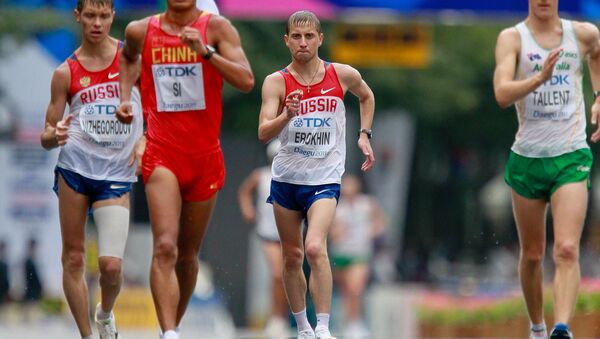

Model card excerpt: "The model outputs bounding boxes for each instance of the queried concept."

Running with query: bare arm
[335,63,375,171]
[493,28,561,108]
[238,169,261,224]
[257,73,302,143]
[183,15,254,92]
[40,63,71,150]
[574,22,600,142]
[117,18,147,124]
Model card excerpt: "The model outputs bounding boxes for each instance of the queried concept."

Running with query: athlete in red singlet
[116,0,254,337]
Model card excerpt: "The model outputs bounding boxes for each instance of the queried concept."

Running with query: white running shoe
[94,303,121,339]
[298,329,316,339]
[530,328,548,339]
[315,327,337,339]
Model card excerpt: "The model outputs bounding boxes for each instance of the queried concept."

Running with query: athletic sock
[95,303,111,321]
[292,308,312,332]
[163,330,179,339]
[315,313,330,332]
[531,321,546,330]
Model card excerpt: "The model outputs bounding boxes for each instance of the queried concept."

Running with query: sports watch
[203,45,216,60]
[359,128,372,139]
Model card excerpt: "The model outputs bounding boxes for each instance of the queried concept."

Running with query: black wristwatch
[359,128,372,139]
[203,45,216,60]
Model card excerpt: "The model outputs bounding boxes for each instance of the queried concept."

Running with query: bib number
[79,100,136,149]
[152,62,206,112]
[287,115,336,158]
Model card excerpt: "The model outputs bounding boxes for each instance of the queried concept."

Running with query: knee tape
[93,205,130,259]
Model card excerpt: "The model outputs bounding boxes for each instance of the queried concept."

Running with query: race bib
[526,74,575,121]
[287,114,336,158]
[152,62,206,112]
[79,99,136,149]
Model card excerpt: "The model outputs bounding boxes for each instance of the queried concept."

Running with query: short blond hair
[77,0,113,12]
[286,10,321,34]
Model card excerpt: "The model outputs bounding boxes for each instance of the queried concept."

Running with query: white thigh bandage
[93,206,130,259]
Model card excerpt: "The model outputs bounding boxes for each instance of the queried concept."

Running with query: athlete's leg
[273,202,305,312]
[92,195,130,315]
[146,167,182,332]
[339,263,369,323]
[550,181,587,324]
[512,190,547,326]
[57,175,92,337]
[263,240,288,320]
[174,195,217,325]
[304,198,337,314]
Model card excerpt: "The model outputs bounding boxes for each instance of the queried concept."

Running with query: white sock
[83,336,93,339]
[95,303,111,321]
[531,321,547,338]
[292,308,312,332]
[531,321,546,332]
[315,313,330,331]
[163,330,179,339]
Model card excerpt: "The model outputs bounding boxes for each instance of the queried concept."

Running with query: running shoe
[298,329,316,339]
[550,323,572,339]
[530,327,548,339]
[315,327,337,339]
[94,303,121,339]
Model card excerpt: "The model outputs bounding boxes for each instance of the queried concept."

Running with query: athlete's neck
[78,37,117,68]
[164,8,201,28]
[290,57,322,81]
[525,15,561,34]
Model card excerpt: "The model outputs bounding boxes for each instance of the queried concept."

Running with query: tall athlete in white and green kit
[494,1,600,338]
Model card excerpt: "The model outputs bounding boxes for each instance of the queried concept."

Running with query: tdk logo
[84,104,117,115]
[293,117,332,128]
[302,117,332,127]
[156,66,197,77]
[293,118,303,127]
[545,74,569,86]
[527,53,542,61]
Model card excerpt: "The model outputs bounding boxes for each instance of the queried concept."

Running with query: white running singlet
[512,19,588,157]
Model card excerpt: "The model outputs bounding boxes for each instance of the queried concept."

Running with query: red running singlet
[140,12,224,154]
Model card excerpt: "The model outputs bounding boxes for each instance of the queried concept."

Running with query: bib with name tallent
[512,19,588,158]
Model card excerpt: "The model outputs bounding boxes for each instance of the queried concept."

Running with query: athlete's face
[529,0,558,20]
[75,3,114,44]
[167,0,196,13]
[285,24,323,63]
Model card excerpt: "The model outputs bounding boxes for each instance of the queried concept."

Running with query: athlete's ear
[284,34,289,47]
[319,32,324,47]
[74,9,81,23]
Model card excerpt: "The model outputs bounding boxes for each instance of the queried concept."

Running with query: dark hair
[76,0,113,12]
[286,10,321,35]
